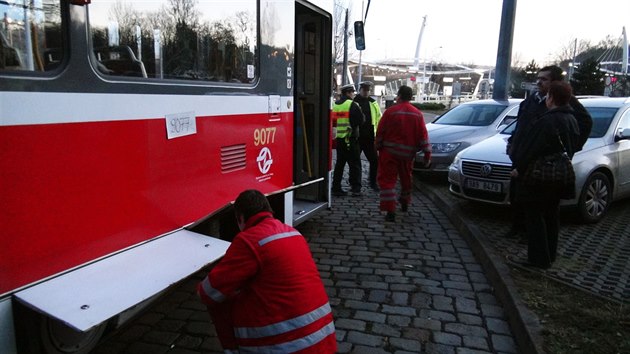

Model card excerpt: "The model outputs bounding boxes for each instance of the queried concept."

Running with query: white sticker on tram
[0,92,293,126]
[166,111,197,139]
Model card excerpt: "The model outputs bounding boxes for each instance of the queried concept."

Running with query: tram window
[88,1,257,83]
[0,1,64,72]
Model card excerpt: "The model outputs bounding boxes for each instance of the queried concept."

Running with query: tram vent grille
[221,144,246,173]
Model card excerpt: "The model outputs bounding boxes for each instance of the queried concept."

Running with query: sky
[327,0,630,67]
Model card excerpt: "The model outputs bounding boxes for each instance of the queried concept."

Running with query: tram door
[292,2,332,221]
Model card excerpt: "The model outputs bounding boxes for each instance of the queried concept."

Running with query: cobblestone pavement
[419,176,630,304]
[300,187,518,353]
[94,163,522,353]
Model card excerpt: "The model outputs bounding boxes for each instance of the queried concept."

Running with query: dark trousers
[509,177,527,232]
[523,197,560,268]
[359,138,378,185]
[333,138,361,192]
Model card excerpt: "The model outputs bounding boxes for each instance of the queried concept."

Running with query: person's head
[396,85,413,102]
[358,81,373,97]
[340,84,356,99]
[546,81,573,109]
[537,65,565,94]
[233,189,273,230]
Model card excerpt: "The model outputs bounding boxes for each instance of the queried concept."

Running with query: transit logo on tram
[257,147,273,174]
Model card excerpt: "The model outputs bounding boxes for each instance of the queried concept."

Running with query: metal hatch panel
[15,230,230,332]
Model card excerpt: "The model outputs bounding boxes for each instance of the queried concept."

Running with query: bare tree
[168,0,200,27]
[333,0,354,64]
[107,1,141,46]
[511,51,524,69]
[554,38,591,63]
[233,11,255,50]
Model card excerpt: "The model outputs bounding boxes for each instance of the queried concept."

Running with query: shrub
[411,102,446,111]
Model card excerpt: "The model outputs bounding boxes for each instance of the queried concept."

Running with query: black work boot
[385,212,395,222]
[398,198,408,212]
[332,189,348,196]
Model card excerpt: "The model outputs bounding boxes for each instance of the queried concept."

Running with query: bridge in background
[338,26,629,102]
[340,59,494,104]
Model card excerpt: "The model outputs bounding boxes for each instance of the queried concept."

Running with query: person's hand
[510,168,519,178]
[421,151,432,168]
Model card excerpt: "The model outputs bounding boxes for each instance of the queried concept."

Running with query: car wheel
[577,171,611,224]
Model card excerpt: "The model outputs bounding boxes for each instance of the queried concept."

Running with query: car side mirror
[614,128,630,142]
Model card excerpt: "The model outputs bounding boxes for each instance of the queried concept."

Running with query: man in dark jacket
[352,81,382,191]
[505,65,592,239]
[332,84,364,196]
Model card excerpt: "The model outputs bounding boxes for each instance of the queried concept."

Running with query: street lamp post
[568,38,577,82]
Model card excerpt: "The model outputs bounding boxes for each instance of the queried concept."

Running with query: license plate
[465,178,502,193]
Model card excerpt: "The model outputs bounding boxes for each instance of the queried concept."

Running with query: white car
[448,97,630,223]
[414,99,522,172]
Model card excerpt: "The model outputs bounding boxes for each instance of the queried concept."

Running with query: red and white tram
[0,0,333,352]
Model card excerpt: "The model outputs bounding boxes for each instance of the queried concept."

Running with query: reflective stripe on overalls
[383,141,417,159]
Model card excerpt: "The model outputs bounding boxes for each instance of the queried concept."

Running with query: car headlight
[451,152,462,167]
[431,142,462,153]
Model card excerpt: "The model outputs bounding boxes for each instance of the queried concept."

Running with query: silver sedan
[448,97,630,223]
[414,99,522,173]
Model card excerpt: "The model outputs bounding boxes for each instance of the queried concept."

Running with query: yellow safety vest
[332,99,353,139]
[368,100,382,135]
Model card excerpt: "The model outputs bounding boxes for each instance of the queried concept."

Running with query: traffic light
[354,21,365,50]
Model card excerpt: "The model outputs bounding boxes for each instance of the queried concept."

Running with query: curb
[416,180,546,354]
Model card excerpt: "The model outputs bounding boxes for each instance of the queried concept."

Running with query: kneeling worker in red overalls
[197,189,337,353]
[375,85,431,222]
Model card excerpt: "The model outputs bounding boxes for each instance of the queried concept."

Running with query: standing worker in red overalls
[375,85,431,222]
[197,190,337,353]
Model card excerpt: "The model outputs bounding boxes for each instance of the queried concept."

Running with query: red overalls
[197,212,337,353]
[375,101,431,212]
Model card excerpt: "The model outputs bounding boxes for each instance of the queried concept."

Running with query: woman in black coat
[509,81,580,269]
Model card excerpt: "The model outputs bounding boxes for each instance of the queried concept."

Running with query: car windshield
[499,106,618,138]
[433,104,508,126]
[500,120,517,134]
[584,107,617,138]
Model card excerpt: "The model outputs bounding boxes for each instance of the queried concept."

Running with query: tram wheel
[14,302,108,354]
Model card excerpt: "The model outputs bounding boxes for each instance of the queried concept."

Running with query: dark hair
[397,85,413,101]
[548,81,572,106]
[234,189,273,222]
[539,65,564,81]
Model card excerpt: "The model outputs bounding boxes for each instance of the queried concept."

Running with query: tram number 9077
[254,127,276,146]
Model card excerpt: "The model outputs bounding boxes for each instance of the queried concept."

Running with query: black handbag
[523,135,576,196]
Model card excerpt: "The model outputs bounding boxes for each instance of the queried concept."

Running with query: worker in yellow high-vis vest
[331,84,363,196]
